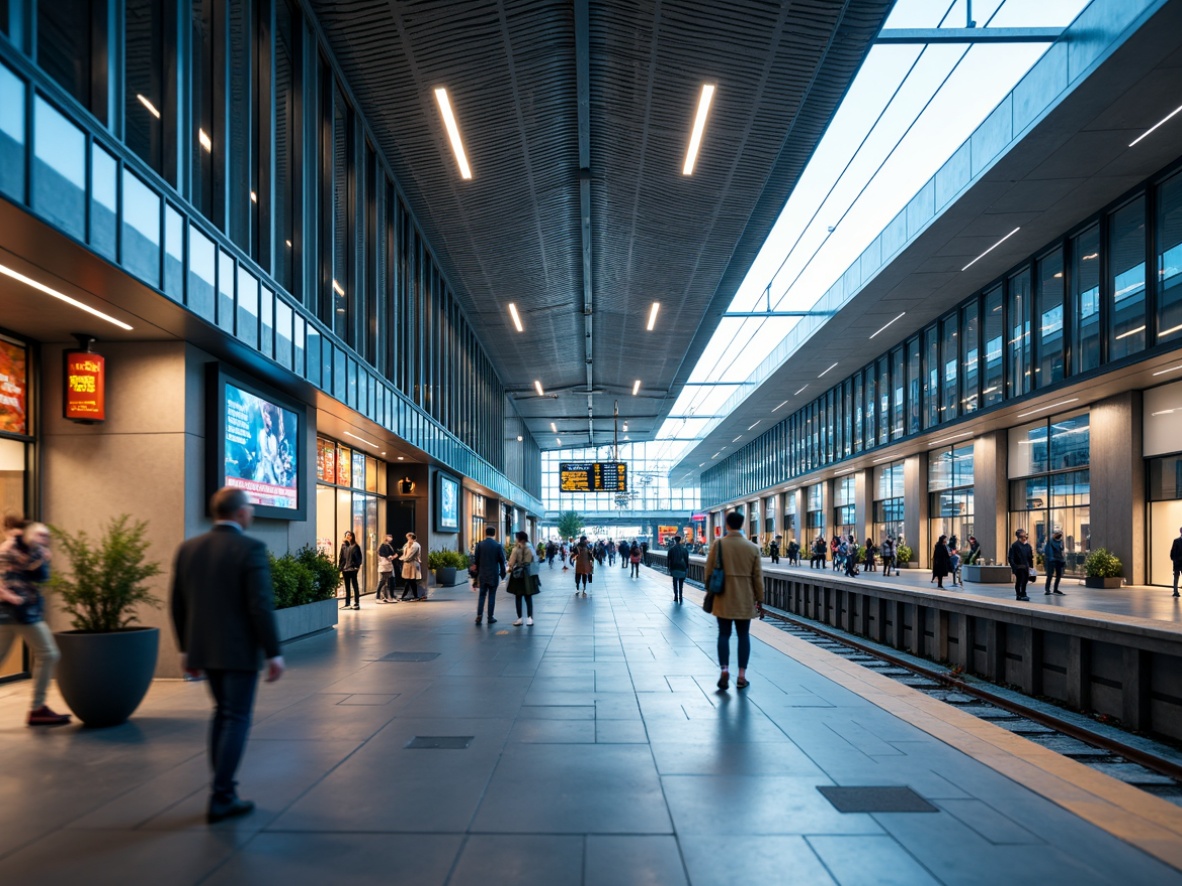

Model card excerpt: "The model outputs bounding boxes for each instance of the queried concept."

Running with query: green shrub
[895,543,913,565]
[428,548,469,570]
[1084,548,1122,579]
[296,545,340,602]
[269,552,302,610]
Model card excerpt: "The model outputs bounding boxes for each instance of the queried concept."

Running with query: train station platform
[3,561,1182,885]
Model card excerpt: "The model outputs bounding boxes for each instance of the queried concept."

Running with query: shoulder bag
[707,539,726,596]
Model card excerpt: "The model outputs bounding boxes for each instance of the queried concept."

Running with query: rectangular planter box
[962,564,1013,583]
[275,598,338,644]
[1084,576,1123,589]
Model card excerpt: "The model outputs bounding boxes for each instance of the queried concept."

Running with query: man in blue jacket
[170,486,284,824]
[474,525,507,625]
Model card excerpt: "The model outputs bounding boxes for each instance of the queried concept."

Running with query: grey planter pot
[962,564,1013,583]
[434,566,459,587]
[274,598,339,644]
[1084,576,1122,589]
[54,626,159,728]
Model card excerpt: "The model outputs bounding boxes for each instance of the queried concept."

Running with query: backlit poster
[224,382,299,509]
[0,339,28,435]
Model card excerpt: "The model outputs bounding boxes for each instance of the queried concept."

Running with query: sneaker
[1052,590,1066,595]
[352,604,360,610]
[27,705,71,727]
[207,797,255,824]
[488,618,497,624]
[513,618,523,626]
[1045,590,1052,595]
[1017,594,1031,601]
[526,617,533,626]
[340,603,351,609]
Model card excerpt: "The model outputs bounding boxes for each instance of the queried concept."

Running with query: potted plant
[49,515,163,727]
[895,543,914,568]
[428,549,468,587]
[269,546,340,642]
[1084,548,1123,589]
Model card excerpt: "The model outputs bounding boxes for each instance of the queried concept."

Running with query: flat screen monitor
[435,471,460,533]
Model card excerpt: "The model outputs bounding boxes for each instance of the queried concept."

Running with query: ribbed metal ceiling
[308,0,893,450]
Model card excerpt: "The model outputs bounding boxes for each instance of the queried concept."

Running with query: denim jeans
[1047,562,1064,592]
[0,620,60,709]
[205,669,259,804]
[716,618,751,669]
[342,570,360,605]
[477,582,497,619]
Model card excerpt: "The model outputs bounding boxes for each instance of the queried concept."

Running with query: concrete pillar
[973,429,1008,566]
[1091,392,1144,584]
[903,454,926,566]
[855,468,871,541]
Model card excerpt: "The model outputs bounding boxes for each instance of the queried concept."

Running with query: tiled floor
[2,560,1182,884]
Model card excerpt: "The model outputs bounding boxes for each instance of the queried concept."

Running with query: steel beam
[876,27,1062,44]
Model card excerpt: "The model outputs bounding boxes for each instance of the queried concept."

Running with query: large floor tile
[448,835,583,886]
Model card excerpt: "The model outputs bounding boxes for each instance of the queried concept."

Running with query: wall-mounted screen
[559,462,628,492]
[207,363,306,520]
[435,471,460,533]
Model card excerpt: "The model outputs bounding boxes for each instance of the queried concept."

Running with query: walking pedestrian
[170,487,285,824]
[1008,528,1035,601]
[880,537,895,576]
[338,530,363,609]
[931,535,951,589]
[399,532,423,600]
[703,511,764,691]
[864,538,876,573]
[1171,527,1182,597]
[473,526,506,625]
[629,542,642,578]
[607,539,617,566]
[507,531,539,625]
[811,536,827,569]
[573,535,594,596]
[375,533,397,602]
[0,518,71,727]
[1044,530,1067,596]
[769,535,781,564]
[619,540,631,569]
[667,535,690,603]
[786,538,800,566]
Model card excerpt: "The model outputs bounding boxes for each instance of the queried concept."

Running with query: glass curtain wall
[540,443,700,516]
[873,461,905,546]
[928,444,974,549]
[805,483,825,545]
[833,475,856,541]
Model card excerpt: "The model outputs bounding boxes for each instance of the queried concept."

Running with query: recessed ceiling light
[869,312,906,340]
[647,302,660,331]
[928,432,974,446]
[285,239,292,248]
[250,191,258,203]
[508,303,524,332]
[534,380,545,396]
[835,467,854,476]
[550,422,557,433]
[1129,104,1182,147]
[1153,363,1182,377]
[434,87,472,180]
[623,423,628,432]
[198,128,212,152]
[818,362,838,378]
[1016,398,1080,419]
[0,262,132,330]
[556,437,562,445]
[397,456,405,461]
[682,83,716,175]
[136,94,161,119]
[772,400,789,412]
[516,435,523,442]
[632,380,641,395]
[872,454,895,463]
[962,227,1020,272]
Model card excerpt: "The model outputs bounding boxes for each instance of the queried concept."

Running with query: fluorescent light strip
[772,400,789,412]
[136,94,161,119]
[869,311,906,340]
[647,302,660,331]
[1159,323,1182,338]
[344,431,378,448]
[872,454,896,463]
[433,88,473,180]
[928,431,973,447]
[834,467,855,476]
[632,380,641,395]
[794,385,808,396]
[1114,325,1145,341]
[818,362,838,378]
[1016,398,1079,419]
[0,263,133,330]
[682,83,716,175]
[962,227,1021,272]
[1152,363,1182,377]
[550,422,557,433]
[747,421,760,431]
[508,302,524,332]
[733,436,742,443]
[534,380,545,396]
[198,128,212,152]
[556,437,561,445]
[332,279,345,296]
[1129,104,1182,147]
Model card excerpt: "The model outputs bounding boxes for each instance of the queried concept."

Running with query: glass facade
[315,437,386,594]
[928,444,974,549]
[541,443,700,517]
[873,461,904,545]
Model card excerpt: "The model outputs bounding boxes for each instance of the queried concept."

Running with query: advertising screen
[223,381,300,511]
[0,338,28,435]
[436,472,460,533]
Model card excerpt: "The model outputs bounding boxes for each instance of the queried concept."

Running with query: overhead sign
[0,338,28,434]
[64,351,106,422]
[559,461,628,493]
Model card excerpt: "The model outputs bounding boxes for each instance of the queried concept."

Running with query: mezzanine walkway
[3,559,1182,885]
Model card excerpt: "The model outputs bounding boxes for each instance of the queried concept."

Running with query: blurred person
[1045,530,1067,596]
[667,535,690,604]
[473,526,506,625]
[375,533,397,603]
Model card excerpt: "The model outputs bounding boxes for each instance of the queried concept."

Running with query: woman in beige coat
[703,511,764,690]
[506,531,539,625]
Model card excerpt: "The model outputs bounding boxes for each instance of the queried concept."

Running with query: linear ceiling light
[682,83,716,175]
[772,400,789,412]
[872,454,896,463]
[344,431,378,448]
[332,279,345,296]
[732,436,742,443]
[869,311,906,340]
[508,303,524,332]
[198,128,212,152]
[1016,398,1079,419]
[962,227,1020,272]
[550,422,558,433]
[0,262,132,330]
[818,362,838,378]
[534,380,545,396]
[928,431,974,447]
[1129,104,1182,147]
[747,420,760,431]
[136,94,161,119]
[794,385,808,396]
[1153,363,1182,377]
[434,88,472,180]
[632,380,641,395]
[834,467,855,476]
[646,302,661,331]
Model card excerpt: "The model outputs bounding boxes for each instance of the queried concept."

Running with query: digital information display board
[559,462,628,493]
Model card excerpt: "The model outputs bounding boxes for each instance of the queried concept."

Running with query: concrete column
[1090,392,1144,584]
[973,429,1008,566]
[903,454,926,566]
[855,468,871,541]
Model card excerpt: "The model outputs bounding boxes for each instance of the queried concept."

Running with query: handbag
[707,539,726,596]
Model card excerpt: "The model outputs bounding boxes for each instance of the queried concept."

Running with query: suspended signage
[0,338,28,434]
[63,351,106,422]
[559,461,628,492]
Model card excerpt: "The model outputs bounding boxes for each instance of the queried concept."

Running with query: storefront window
[315,436,386,594]
[0,334,31,682]
[1148,455,1182,586]
[983,286,1003,408]
[961,302,979,413]
[1008,269,1032,398]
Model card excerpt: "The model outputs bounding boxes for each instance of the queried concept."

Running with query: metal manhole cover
[406,736,473,750]
[377,652,441,662]
[817,786,937,813]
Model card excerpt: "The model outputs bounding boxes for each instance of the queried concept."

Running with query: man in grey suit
[473,525,507,625]
[170,486,285,824]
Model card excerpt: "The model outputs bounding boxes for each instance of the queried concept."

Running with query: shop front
[0,331,32,682]
[315,436,388,596]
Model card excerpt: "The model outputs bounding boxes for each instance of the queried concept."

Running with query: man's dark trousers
[478,582,497,621]
[206,669,259,804]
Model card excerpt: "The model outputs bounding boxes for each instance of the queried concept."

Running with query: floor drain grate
[817,786,937,813]
[377,652,441,662]
[406,736,474,750]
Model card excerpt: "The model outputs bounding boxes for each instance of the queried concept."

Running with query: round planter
[1084,576,1123,589]
[54,626,159,727]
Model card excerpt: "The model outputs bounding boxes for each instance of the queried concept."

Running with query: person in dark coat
[619,540,631,569]
[931,535,952,589]
[1044,530,1067,596]
[338,530,363,609]
[1170,527,1182,597]
[375,533,398,602]
[170,486,284,824]
[1008,528,1035,601]
[667,535,691,603]
[811,536,827,569]
[769,536,781,564]
[473,525,507,625]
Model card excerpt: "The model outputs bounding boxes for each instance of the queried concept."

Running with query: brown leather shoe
[27,705,71,727]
